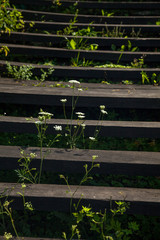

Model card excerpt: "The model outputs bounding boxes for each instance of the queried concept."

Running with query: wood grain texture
[1,182,160,215]
[15,8,160,24]
[1,43,160,63]
[0,116,160,138]
[1,145,160,176]
[1,78,160,109]
[2,32,160,48]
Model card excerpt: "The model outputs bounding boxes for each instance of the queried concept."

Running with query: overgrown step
[1,78,160,109]
[24,21,160,35]
[1,182,160,215]
[1,60,159,81]
[2,43,160,63]
[1,145,160,176]
[2,32,160,48]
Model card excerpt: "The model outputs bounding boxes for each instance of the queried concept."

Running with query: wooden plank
[24,21,160,34]
[10,0,160,10]
[1,60,160,81]
[14,8,160,24]
[0,116,160,138]
[0,238,62,240]
[1,77,160,90]
[0,79,160,109]
[1,182,160,215]
[2,43,160,63]
[2,32,160,48]
[1,145,160,176]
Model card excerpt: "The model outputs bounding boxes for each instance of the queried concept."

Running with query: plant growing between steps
[0,0,24,34]
[6,62,54,86]
[16,109,61,184]
[140,71,160,85]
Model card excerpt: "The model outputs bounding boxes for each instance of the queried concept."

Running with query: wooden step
[0,116,160,138]
[2,32,160,48]
[1,145,160,176]
[10,0,160,10]
[2,43,160,63]
[24,21,160,35]
[0,78,160,109]
[1,182,160,215]
[1,60,159,81]
[15,8,160,24]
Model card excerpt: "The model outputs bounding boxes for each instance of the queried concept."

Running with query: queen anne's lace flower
[60,99,67,103]
[89,137,96,141]
[101,110,108,115]
[75,112,85,115]
[69,80,80,84]
[54,125,62,131]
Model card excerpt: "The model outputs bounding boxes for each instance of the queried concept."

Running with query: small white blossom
[54,125,62,131]
[30,153,37,158]
[38,111,53,117]
[81,123,86,128]
[78,115,85,119]
[78,88,83,92]
[89,137,96,141]
[100,105,105,110]
[69,80,80,84]
[35,121,43,125]
[75,112,85,115]
[101,110,108,115]
[60,99,67,103]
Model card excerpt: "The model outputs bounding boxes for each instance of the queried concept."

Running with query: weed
[95,63,131,68]
[140,71,160,85]
[101,9,114,17]
[57,9,78,35]
[6,62,54,86]
[0,0,24,34]
[122,80,133,85]
[131,56,145,68]
[0,45,9,56]
[65,37,98,51]
[20,109,62,184]
[104,26,126,38]
[6,63,34,80]
[63,200,139,240]
[70,52,94,67]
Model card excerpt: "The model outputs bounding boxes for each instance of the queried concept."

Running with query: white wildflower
[38,111,53,117]
[30,153,37,158]
[78,88,83,92]
[101,110,108,115]
[81,123,86,128]
[54,125,62,131]
[35,121,43,125]
[89,137,96,141]
[78,115,85,119]
[69,80,80,84]
[60,99,67,103]
[75,112,85,115]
